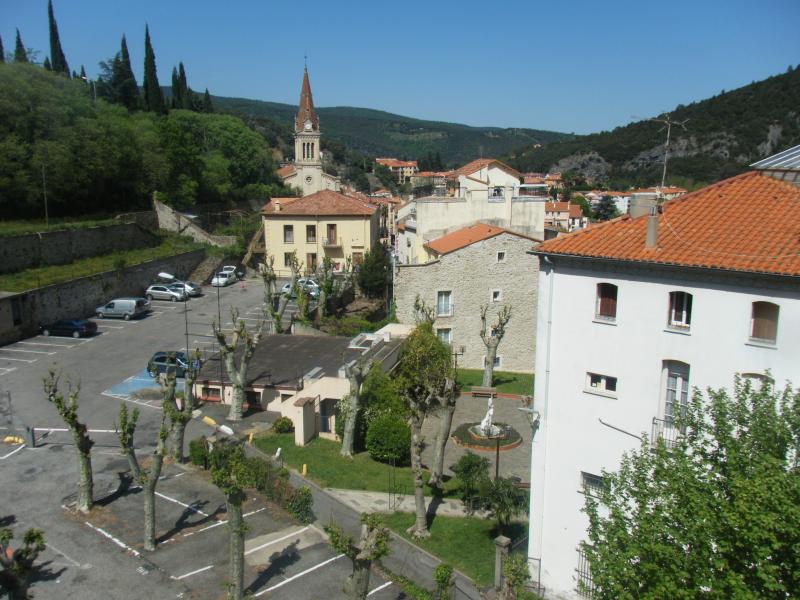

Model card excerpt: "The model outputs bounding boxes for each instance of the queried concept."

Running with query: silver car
[211,271,236,287]
[145,284,186,302]
[169,281,201,297]
[96,297,150,320]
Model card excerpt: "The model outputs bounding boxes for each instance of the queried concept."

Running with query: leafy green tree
[0,527,46,600]
[325,514,390,600]
[482,477,527,535]
[47,0,69,76]
[502,553,532,600]
[357,241,390,299]
[593,195,619,221]
[451,451,490,511]
[142,25,165,114]
[14,29,27,63]
[583,378,800,599]
[571,194,592,217]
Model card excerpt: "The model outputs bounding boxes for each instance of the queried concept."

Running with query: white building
[527,166,800,598]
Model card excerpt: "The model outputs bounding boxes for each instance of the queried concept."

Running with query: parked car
[280,278,320,298]
[95,297,150,320]
[211,271,236,287]
[221,265,245,280]
[147,351,190,378]
[145,284,187,302]
[40,319,98,338]
[168,281,202,297]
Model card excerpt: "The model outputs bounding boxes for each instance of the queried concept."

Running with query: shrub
[244,456,271,492]
[287,486,314,524]
[188,437,208,468]
[451,451,490,506]
[433,563,454,600]
[366,413,411,465]
[272,416,295,433]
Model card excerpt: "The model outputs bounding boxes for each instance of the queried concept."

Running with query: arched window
[667,291,692,330]
[595,283,618,321]
[750,301,779,343]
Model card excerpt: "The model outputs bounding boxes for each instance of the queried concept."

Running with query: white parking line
[0,356,36,363]
[245,526,310,556]
[171,565,213,580]
[182,508,266,538]
[18,341,78,348]
[368,581,393,596]
[101,392,162,410]
[154,491,210,516]
[254,554,345,596]
[0,444,26,460]
[0,367,17,375]
[0,348,56,355]
[95,324,124,329]
[83,521,140,557]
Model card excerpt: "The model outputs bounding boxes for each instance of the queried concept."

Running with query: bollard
[248,432,254,444]
[494,535,511,590]
[302,464,307,477]
[202,416,217,427]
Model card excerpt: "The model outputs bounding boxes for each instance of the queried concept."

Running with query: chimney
[274,201,281,212]
[645,206,659,248]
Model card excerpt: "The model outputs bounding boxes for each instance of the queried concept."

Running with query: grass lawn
[0,235,202,292]
[0,217,120,236]
[253,433,459,497]
[382,512,527,587]
[457,369,533,395]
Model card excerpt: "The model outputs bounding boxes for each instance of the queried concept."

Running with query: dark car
[147,351,190,378]
[40,319,98,338]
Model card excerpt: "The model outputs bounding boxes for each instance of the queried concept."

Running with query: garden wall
[0,223,160,274]
[154,199,237,248]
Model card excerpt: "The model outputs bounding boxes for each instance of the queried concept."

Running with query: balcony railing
[651,417,683,450]
[322,237,342,248]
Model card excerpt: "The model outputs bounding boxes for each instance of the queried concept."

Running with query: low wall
[0,249,205,345]
[115,211,159,231]
[154,199,237,248]
[0,223,160,275]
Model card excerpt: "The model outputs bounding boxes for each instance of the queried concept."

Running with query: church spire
[295,66,319,133]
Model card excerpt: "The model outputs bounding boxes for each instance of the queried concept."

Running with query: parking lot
[0,277,403,599]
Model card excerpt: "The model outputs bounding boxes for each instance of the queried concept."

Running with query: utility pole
[649,114,689,196]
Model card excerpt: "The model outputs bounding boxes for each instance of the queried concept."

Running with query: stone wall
[0,250,205,345]
[154,199,237,248]
[0,223,160,275]
[395,233,538,373]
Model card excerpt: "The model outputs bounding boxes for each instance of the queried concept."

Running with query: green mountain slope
[505,66,800,187]
[212,95,572,165]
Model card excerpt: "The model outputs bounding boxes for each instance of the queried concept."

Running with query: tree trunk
[143,452,164,551]
[340,363,365,458]
[123,445,141,481]
[428,401,456,487]
[227,491,245,600]
[171,375,195,462]
[345,558,371,600]
[171,419,187,462]
[74,433,94,513]
[407,412,429,539]
[225,353,247,422]
[482,341,498,387]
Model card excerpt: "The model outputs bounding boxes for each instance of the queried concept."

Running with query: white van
[95,297,150,320]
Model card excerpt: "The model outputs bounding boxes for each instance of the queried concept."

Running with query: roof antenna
[649,113,689,198]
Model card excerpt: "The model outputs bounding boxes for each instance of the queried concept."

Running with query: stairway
[188,255,223,284]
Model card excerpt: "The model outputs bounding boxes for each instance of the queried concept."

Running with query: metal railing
[322,236,342,247]
[651,416,682,450]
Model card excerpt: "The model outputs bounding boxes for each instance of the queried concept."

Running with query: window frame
[483,355,502,369]
[436,328,452,345]
[436,290,453,317]
[580,471,604,497]
[283,252,293,267]
[595,283,618,322]
[660,360,690,427]
[584,372,618,398]
[491,289,502,303]
[306,224,316,243]
[496,251,506,263]
[749,301,779,345]
[667,291,693,330]
[283,224,294,244]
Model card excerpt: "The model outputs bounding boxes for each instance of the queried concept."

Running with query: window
[283,225,294,243]
[352,252,363,265]
[750,301,779,344]
[436,328,452,345]
[595,283,618,321]
[741,372,774,387]
[436,291,452,316]
[484,355,502,368]
[306,225,316,243]
[580,472,604,497]
[585,372,617,396]
[667,291,692,330]
[202,386,220,399]
[491,289,502,303]
[576,548,594,598]
[283,252,293,267]
[489,186,504,198]
[497,251,506,262]
[326,224,337,245]
[662,361,690,426]
[306,253,317,270]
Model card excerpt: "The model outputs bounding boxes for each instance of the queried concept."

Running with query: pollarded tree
[213,309,265,421]
[325,513,390,600]
[340,358,370,458]
[480,304,512,387]
[428,348,458,487]
[116,403,141,480]
[261,252,300,333]
[0,527,46,600]
[165,349,200,461]
[209,439,257,600]
[395,322,455,538]
[583,377,800,599]
[45,371,94,512]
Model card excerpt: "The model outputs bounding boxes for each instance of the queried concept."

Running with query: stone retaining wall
[154,199,237,248]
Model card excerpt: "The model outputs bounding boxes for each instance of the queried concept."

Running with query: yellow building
[262,189,379,275]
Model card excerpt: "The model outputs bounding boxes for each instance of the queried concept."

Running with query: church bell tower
[294,67,322,195]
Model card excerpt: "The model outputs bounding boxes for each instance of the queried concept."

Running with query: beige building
[277,67,341,196]
[395,223,540,373]
[376,158,418,183]
[262,189,379,276]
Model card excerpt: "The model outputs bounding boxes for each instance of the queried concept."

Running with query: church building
[277,68,341,196]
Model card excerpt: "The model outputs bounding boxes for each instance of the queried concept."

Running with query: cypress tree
[170,66,181,109]
[79,65,87,81]
[14,29,28,63]
[0,34,5,64]
[43,57,52,71]
[178,62,190,109]
[47,0,70,76]
[118,36,140,111]
[202,88,213,113]
[143,25,165,114]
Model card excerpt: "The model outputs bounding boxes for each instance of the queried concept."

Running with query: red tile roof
[262,190,376,217]
[276,164,296,178]
[452,158,522,180]
[376,158,418,168]
[425,223,539,255]
[536,172,800,277]
[568,204,583,218]
[545,202,570,212]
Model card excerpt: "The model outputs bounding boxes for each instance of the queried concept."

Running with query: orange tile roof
[277,164,296,178]
[376,158,418,168]
[414,171,448,177]
[568,204,584,218]
[524,176,547,184]
[425,223,539,255]
[545,202,570,212]
[262,189,376,217]
[536,172,800,277]
[452,158,522,180]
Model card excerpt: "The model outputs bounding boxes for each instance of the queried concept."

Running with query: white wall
[528,258,800,599]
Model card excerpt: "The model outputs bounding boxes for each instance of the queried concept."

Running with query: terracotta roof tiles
[425,223,540,255]
[452,158,522,180]
[262,190,376,217]
[536,172,800,277]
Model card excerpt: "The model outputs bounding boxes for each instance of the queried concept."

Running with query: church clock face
[306,176,313,184]
[304,120,312,131]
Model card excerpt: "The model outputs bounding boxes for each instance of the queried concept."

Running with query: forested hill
[212,95,572,165]
[505,66,800,188]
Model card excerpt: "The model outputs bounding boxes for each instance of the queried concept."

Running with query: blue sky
[2,0,798,134]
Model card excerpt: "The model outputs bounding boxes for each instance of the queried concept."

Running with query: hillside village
[0,4,799,600]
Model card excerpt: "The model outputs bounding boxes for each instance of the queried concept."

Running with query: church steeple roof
[295,67,319,133]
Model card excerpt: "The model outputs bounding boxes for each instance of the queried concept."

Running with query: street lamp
[158,272,191,398]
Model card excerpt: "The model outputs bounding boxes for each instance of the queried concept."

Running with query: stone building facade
[395,229,539,373]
